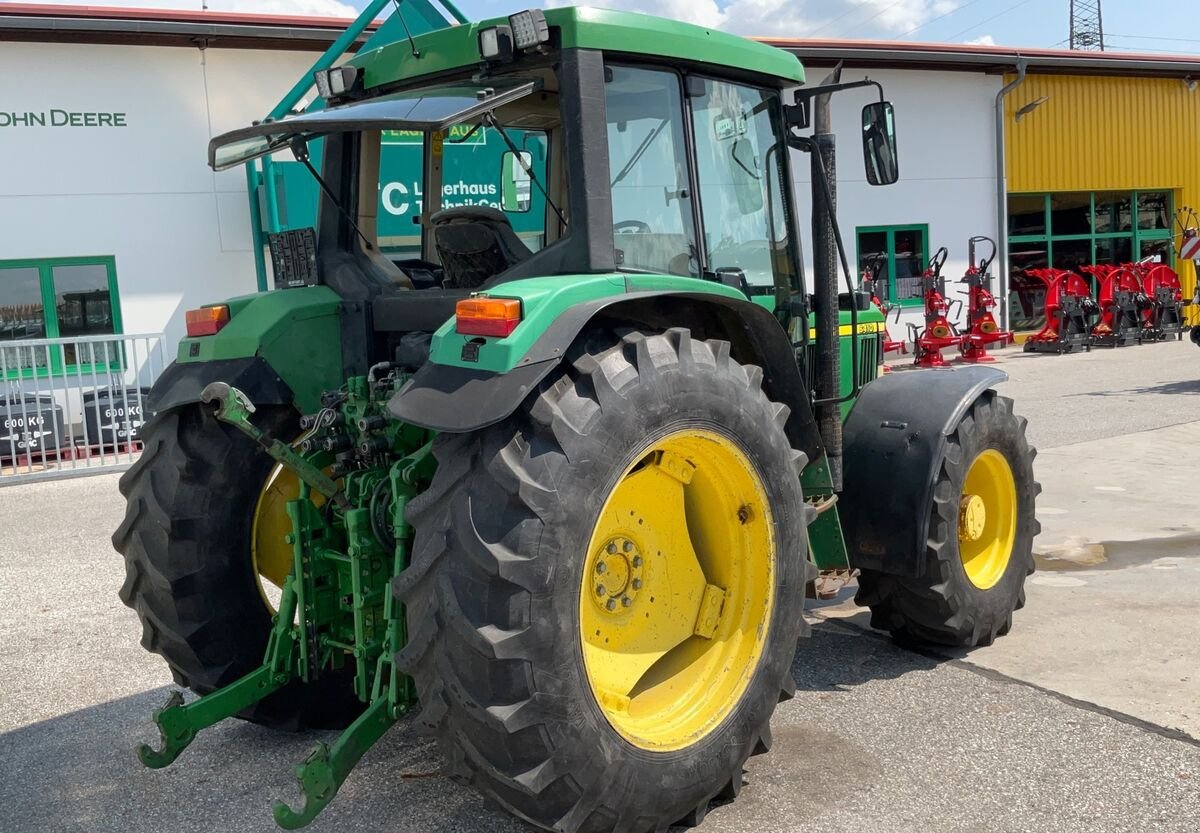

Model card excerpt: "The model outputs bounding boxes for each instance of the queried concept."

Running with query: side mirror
[500,150,532,213]
[862,101,899,186]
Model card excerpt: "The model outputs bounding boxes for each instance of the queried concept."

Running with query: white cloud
[0,0,359,17]
[543,0,961,38]
[965,34,996,46]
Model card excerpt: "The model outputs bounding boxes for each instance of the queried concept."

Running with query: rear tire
[113,404,362,730]
[398,329,814,833]
[856,393,1038,647]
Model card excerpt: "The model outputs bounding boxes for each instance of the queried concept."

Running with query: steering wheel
[927,246,949,276]
[614,220,651,234]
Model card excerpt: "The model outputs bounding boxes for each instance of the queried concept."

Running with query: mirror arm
[785,78,884,130]
[791,133,862,406]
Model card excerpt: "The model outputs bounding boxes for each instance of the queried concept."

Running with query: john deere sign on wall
[0,110,129,127]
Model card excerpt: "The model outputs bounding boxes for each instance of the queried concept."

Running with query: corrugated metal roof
[1,4,1197,75]
[0,3,382,49]
[757,37,1200,77]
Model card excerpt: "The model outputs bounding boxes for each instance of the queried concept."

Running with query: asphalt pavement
[1,337,1198,833]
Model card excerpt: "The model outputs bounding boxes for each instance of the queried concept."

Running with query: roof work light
[313,66,363,100]
[478,10,549,62]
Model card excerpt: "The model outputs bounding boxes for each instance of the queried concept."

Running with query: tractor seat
[430,206,532,289]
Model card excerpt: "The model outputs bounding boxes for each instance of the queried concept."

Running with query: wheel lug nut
[623,541,633,553]
[606,599,617,611]
[596,585,606,596]
[632,556,642,567]
[632,578,642,590]
[606,542,617,555]
[622,596,633,607]
[596,562,607,574]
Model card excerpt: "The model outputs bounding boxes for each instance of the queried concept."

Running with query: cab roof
[356,6,806,90]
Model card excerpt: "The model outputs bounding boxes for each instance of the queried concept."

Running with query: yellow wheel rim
[958,448,1017,590]
[580,429,776,752]
[252,462,325,611]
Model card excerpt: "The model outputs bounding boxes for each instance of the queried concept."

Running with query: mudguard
[148,357,294,414]
[389,290,824,464]
[839,365,1007,577]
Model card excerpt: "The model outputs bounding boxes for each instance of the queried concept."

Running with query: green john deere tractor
[114,8,1038,831]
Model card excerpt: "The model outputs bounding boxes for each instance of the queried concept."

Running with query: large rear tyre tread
[398,328,815,833]
[855,393,1038,648]
[113,405,362,730]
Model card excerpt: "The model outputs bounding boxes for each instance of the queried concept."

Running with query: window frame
[854,223,930,308]
[0,255,122,380]
[1008,190,1176,281]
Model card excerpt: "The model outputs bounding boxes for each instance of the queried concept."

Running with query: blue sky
[443,0,1200,49]
[6,0,1199,50]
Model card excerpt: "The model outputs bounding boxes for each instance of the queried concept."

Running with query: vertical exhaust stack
[811,67,843,491]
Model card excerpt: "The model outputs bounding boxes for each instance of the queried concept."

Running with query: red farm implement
[1131,262,1187,340]
[958,236,1013,363]
[909,247,960,367]
[1022,268,1098,354]
[1080,264,1152,347]
[861,254,907,357]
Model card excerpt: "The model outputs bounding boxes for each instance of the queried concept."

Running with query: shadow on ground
[0,624,939,833]
[1072,378,1200,397]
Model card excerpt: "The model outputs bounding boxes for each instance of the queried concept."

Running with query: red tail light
[185,305,230,337]
[455,297,521,337]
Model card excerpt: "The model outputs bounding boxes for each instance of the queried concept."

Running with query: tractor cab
[209,8,899,336]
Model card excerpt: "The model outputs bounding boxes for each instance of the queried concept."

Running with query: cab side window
[690,79,794,293]
[604,66,698,275]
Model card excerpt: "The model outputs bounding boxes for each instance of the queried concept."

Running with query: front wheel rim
[579,429,776,752]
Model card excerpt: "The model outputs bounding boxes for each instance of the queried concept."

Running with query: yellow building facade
[1005,73,1200,325]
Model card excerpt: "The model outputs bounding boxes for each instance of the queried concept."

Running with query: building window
[0,256,121,375]
[1007,191,1174,330]
[856,224,929,306]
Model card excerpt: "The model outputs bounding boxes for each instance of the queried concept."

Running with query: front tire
[856,393,1038,647]
[397,329,814,833]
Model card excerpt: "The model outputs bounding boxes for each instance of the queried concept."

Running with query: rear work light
[455,297,521,337]
[185,305,230,337]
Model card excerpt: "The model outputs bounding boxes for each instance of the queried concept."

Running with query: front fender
[839,365,1007,577]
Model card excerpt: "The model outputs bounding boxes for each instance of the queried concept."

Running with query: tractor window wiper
[484,113,567,229]
[611,118,668,188]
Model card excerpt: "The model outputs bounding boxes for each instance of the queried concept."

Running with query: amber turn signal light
[185,305,230,337]
[455,297,521,337]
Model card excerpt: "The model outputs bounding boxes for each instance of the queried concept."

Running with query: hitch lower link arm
[200,382,349,509]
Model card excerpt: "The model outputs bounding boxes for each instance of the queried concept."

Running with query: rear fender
[839,365,1007,577]
[389,289,824,464]
[157,286,347,414]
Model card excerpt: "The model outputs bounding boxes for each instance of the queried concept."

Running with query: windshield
[209,77,541,171]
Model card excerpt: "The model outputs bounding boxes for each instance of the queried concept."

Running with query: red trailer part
[909,247,960,367]
[958,236,1014,363]
[1022,268,1098,354]
[1080,264,1151,347]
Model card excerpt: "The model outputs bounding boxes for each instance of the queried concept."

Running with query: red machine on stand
[909,247,960,367]
[958,236,1014,362]
[1080,264,1151,347]
[1022,268,1099,353]
[860,253,907,357]
[1133,262,1187,340]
